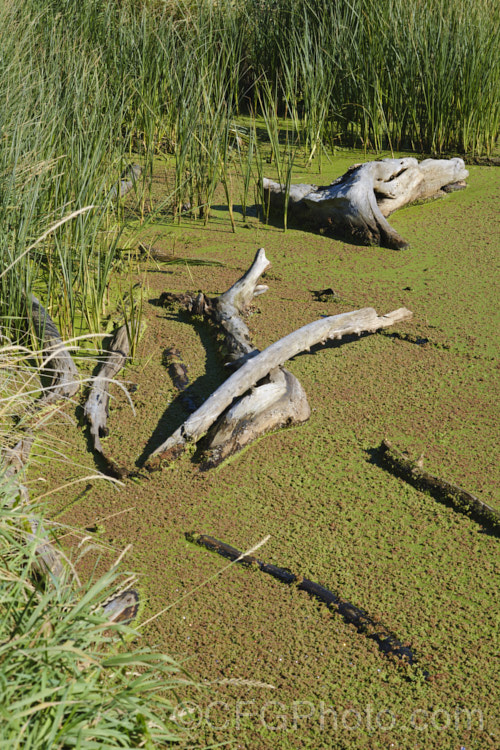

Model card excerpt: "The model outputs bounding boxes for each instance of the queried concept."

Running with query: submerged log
[83,324,130,477]
[379,439,500,531]
[188,532,417,665]
[263,157,468,250]
[147,249,412,468]
[31,295,80,402]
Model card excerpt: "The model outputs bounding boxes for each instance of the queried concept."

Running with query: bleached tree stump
[263,157,468,249]
[109,164,141,200]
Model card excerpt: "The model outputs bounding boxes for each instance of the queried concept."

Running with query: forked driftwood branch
[146,249,412,469]
[263,157,468,249]
[31,295,80,403]
[379,439,500,531]
[188,533,417,665]
[84,324,130,477]
[151,248,310,468]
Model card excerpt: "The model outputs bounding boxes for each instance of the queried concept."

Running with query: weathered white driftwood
[148,278,412,465]
[31,295,80,402]
[109,164,142,200]
[84,324,130,455]
[263,157,468,249]
[202,248,311,466]
[211,246,270,363]
[152,249,311,467]
[205,367,310,467]
[3,436,65,579]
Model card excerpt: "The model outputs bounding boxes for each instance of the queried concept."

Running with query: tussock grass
[0,342,187,748]
[0,480,185,749]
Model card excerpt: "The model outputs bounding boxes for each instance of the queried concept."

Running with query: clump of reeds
[1,0,498,342]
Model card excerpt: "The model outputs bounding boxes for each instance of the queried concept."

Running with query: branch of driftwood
[31,295,80,403]
[146,248,412,470]
[188,532,418,665]
[83,324,130,478]
[263,157,468,249]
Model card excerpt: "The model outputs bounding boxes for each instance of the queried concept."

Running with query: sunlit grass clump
[0,344,186,748]
[0,483,184,748]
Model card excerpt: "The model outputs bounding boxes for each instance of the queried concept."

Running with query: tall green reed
[1,0,498,345]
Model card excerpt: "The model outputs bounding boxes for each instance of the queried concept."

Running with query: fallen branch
[203,248,310,466]
[3,436,64,579]
[187,532,417,665]
[379,439,500,531]
[263,157,468,249]
[83,324,130,477]
[151,249,311,468]
[147,294,412,468]
[31,295,80,403]
[109,164,141,200]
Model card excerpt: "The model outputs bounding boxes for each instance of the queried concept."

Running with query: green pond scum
[2,2,499,746]
[28,151,499,749]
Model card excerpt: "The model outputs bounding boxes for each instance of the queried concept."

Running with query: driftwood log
[83,324,130,477]
[146,249,412,469]
[31,295,80,403]
[3,436,64,579]
[188,533,417,665]
[151,249,310,468]
[109,164,142,200]
[379,439,500,531]
[263,157,468,249]
[201,248,310,467]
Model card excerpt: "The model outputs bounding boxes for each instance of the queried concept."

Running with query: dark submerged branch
[188,532,418,665]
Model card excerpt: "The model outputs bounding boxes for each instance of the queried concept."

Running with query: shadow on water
[135,309,227,468]
[210,204,260,219]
